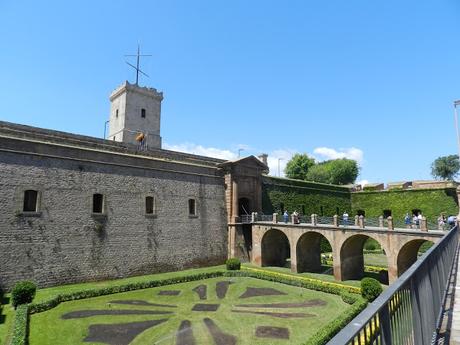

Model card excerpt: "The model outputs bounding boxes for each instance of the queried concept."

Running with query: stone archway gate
[250,222,444,284]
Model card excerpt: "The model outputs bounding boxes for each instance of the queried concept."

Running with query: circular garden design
[29,277,349,344]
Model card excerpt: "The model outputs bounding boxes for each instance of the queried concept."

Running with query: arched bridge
[248,222,444,283]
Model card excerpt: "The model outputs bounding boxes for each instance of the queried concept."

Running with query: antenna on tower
[125,45,152,85]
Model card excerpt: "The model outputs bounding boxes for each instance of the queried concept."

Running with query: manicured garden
[1,264,369,345]
[29,277,349,344]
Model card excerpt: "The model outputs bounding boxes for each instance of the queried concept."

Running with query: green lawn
[0,295,14,345]
[364,253,388,268]
[34,266,227,303]
[29,277,349,345]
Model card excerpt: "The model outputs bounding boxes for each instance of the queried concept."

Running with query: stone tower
[108,81,163,149]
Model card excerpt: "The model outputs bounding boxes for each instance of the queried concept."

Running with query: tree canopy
[431,155,460,180]
[284,153,315,180]
[285,155,359,185]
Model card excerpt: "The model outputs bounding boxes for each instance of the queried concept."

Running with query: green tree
[431,155,460,180]
[305,158,359,185]
[327,159,359,185]
[304,163,330,183]
[284,153,315,180]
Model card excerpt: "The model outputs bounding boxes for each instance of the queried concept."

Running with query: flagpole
[455,100,460,160]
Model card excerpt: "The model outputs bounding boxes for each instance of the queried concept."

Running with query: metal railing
[258,214,273,222]
[240,214,252,224]
[327,225,459,345]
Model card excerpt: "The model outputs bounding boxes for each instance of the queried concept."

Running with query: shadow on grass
[0,296,10,325]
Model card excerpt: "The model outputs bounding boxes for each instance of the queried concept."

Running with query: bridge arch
[340,234,388,281]
[296,231,332,273]
[397,239,434,276]
[261,228,290,268]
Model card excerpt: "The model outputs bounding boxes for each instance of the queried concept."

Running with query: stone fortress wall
[0,121,228,289]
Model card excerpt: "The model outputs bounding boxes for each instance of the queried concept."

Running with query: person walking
[283,210,289,223]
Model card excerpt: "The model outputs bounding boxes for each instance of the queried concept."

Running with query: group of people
[283,210,300,224]
[282,209,456,230]
[404,212,423,229]
[436,214,457,230]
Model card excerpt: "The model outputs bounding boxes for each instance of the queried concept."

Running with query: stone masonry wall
[0,148,227,290]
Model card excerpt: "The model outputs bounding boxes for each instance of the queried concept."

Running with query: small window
[141,108,146,118]
[93,193,104,214]
[115,109,119,118]
[23,190,38,212]
[145,196,155,215]
[357,210,366,217]
[383,209,392,218]
[188,199,196,216]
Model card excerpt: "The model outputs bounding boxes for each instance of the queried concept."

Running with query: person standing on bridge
[283,210,289,223]
[404,213,411,229]
[342,211,349,226]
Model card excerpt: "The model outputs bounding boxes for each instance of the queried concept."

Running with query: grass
[364,253,388,268]
[34,265,226,303]
[0,295,14,345]
[29,277,350,345]
[244,264,386,288]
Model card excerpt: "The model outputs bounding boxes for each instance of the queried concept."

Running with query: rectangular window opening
[146,196,155,214]
[93,193,104,214]
[188,199,196,216]
[141,108,146,118]
[23,190,38,212]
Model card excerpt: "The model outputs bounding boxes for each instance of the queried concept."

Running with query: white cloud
[163,142,237,160]
[357,179,369,187]
[313,147,363,164]
[164,142,297,177]
[163,142,364,179]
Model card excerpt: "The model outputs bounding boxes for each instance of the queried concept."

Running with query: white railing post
[333,215,339,227]
[387,216,394,230]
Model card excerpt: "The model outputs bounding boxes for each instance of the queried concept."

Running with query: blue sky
[1,1,459,184]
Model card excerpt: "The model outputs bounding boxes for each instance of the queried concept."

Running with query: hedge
[361,277,383,302]
[225,258,241,270]
[11,281,36,308]
[10,305,28,345]
[29,271,225,314]
[10,268,366,344]
[240,266,360,294]
[303,296,368,345]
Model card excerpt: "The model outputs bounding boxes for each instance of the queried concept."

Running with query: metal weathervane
[125,45,151,85]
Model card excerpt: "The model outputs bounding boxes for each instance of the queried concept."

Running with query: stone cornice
[110,81,163,101]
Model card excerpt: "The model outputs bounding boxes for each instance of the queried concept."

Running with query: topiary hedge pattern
[12,281,36,308]
[10,267,367,345]
[361,277,383,302]
[226,258,241,270]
